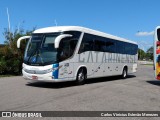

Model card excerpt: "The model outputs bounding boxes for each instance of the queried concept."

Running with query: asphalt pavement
[0,64,160,120]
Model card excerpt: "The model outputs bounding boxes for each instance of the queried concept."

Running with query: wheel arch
[75,65,87,79]
[122,65,128,74]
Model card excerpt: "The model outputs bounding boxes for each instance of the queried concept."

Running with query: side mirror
[17,36,31,48]
[55,34,72,48]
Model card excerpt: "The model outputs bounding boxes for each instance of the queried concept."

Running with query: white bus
[17,26,138,85]
[154,26,160,80]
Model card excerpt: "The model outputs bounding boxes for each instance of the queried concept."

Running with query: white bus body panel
[22,54,137,82]
[21,26,138,83]
[22,63,76,82]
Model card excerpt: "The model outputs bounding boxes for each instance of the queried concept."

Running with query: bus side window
[105,40,115,53]
[116,41,124,54]
[94,38,106,52]
[69,39,78,57]
[58,38,78,61]
[78,33,94,54]
[58,39,69,61]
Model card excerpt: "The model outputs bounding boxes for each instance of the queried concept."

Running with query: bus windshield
[24,33,61,66]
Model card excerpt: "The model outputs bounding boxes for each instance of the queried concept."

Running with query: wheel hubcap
[78,72,84,82]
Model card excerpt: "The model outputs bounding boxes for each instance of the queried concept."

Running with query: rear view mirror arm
[17,36,31,48]
[55,34,72,48]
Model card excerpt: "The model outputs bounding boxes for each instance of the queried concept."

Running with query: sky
[0,0,160,51]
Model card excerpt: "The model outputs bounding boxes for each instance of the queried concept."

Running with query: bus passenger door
[58,38,77,80]
[59,60,72,80]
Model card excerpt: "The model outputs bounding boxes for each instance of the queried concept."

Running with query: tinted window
[94,36,106,52]
[105,38,116,53]
[125,43,138,55]
[116,41,124,54]
[64,31,81,39]
[58,31,81,61]
[131,44,138,55]
[79,33,94,53]
[58,38,78,61]
[79,33,137,55]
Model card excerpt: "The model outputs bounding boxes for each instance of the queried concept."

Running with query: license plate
[32,76,38,80]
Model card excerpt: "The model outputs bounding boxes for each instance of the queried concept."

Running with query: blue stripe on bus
[52,63,59,79]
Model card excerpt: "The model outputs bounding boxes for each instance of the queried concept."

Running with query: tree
[138,48,146,60]
[146,46,153,60]
[0,27,35,75]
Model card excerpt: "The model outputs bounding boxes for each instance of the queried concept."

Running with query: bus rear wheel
[76,68,86,85]
[122,67,128,79]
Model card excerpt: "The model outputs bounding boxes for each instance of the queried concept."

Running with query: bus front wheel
[76,68,86,85]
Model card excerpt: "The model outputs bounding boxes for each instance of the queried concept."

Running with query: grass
[0,74,16,78]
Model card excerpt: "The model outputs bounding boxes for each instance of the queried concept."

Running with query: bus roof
[34,26,137,44]
[156,26,160,29]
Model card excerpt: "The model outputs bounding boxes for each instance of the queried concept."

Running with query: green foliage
[146,46,153,60]
[0,27,35,75]
[138,46,153,60]
[138,48,146,60]
[0,57,7,74]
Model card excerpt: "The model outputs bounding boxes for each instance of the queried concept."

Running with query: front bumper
[22,70,62,82]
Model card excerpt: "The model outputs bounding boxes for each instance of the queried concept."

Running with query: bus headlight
[42,66,62,74]
[44,68,53,73]
[23,65,62,74]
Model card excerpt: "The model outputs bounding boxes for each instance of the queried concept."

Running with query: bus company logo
[2,112,11,117]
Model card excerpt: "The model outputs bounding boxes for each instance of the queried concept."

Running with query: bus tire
[75,68,86,85]
[121,67,128,79]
